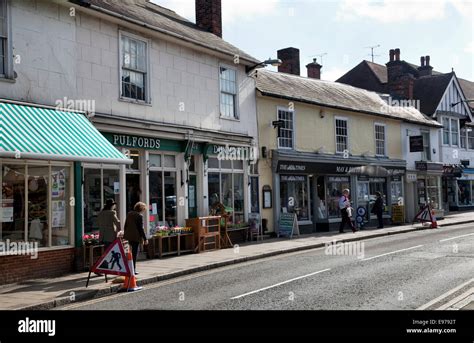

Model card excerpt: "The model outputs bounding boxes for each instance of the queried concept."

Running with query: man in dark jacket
[124,202,148,274]
[372,192,384,229]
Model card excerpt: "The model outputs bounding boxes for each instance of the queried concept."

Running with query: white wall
[0,0,258,140]
[401,123,441,168]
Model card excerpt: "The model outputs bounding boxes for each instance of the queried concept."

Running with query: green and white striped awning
[0,101,132,164]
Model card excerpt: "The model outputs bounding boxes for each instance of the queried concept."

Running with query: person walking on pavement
[97,199,121,250]
[339,189,356,233]
[123,202,148,275]
[372,191,385,228]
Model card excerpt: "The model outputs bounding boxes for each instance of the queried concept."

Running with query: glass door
[126,174,141,214]
[188,174,197,218]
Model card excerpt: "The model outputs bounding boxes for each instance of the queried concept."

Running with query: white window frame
[421,130,431,161]
[0,0,13,80]
[118,30,151,104]
[276,106,295,150]
[374,122,386,157]
[335,116,349,154]
[218,63,239,120]
[442,116,460,147]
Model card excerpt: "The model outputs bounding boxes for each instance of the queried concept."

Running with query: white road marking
[417,278,474,310]
[231,268,331,300]
[360,245,424,261]
[439,232,474,242]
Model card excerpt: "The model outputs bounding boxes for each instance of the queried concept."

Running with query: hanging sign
[409,136,424,152]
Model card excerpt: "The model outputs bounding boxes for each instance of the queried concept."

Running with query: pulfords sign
[112,134,161,149]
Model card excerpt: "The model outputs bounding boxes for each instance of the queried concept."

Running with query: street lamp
[246,58,282,73]
[451,99,474,107]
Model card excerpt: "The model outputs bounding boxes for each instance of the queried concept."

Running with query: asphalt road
[60,223,474,310]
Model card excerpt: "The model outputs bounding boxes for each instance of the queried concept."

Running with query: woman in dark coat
[372,192,384,229]
[123,202,148,274]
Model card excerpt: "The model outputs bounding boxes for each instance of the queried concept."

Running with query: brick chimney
[386,48,414,99]
[195,0,222,38]
[277,48,300,75]
[418,55,433,77]
[306,58,322,79]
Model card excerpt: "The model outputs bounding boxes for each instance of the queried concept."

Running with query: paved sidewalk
[2,211,474,310]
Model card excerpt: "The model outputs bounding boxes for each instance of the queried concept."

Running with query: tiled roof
[72,0,259,65]
[413,73,454,115]
[255,69,441,127]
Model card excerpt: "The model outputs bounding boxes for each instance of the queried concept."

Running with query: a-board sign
[91,239,131,277]
[413,205,433,223]
[278,212,300,238]
[391,205,405,224]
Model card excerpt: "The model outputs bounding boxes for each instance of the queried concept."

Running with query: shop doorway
[126,174,141,213]
[188,174,197,218]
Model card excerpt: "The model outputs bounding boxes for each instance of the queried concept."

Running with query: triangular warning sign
[91,239,131,277]
[414,205,433,223]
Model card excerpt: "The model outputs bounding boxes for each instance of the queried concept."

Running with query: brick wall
[0,248,75,285]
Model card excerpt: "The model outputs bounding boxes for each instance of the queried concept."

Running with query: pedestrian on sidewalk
[123,202,148,275]
[339,189,356,233]
[97,199,121,250]
[372,191,384,229]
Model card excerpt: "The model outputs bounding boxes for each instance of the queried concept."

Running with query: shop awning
[0,102,132,164]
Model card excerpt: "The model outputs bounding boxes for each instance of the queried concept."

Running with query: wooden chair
[186,216,221,253]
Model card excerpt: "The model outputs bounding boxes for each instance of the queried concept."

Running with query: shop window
[1,163,71,248]
[280,175,310,222]
[277,108,294,149]
[233,160,243,170]
[51,167,70,246]
[233,174,244,224]
[457,180,472,206]
[426,176,441,210]
[84,168,120,233]
[1,165,25,242]
[221,159,232,170]
[126,149,140,170]
[369,178,388,214]
[391,180,403,205]
[149,155,177,228]
[316,176,327,220]
[149,154,161,168]
[163,155,176,168]
[208,157,219,169]
[327,177,350,218]
[249,176,259,214]
[357,178,370,216]
[335,118,348,153]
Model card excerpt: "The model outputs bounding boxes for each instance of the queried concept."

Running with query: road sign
[91,239,131,277]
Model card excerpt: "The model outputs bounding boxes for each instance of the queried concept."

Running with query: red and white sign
[414,205,433,223]
[91,239,131,277]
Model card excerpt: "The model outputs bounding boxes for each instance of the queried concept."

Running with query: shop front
[84,131,256,243]
[0,101,130,284]
[445,165,474,211]
[273,151,406,233]
[413,162,444,219]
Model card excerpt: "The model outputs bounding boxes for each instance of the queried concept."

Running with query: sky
[153,0,474,82]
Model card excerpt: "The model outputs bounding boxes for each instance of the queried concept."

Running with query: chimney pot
[195,0,222,38]
[277,47,300,75]
[420,56,425,67]
[306,59,322,79]
[389,49,395,62]
[395,48,401,61]
[425,55,430,66]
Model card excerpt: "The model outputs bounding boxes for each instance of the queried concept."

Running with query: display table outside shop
[147,233,194,259]
[186,216,221,253]
[83,244,105,270]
